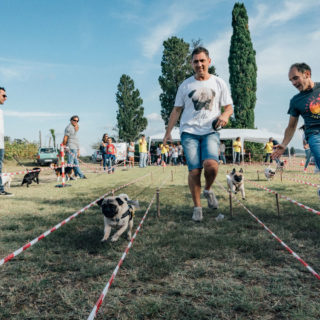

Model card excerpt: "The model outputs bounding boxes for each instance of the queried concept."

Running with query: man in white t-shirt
[163,47,233,221]
[0,87,13,196]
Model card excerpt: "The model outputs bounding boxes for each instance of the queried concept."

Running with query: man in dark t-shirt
[272,63,320,170]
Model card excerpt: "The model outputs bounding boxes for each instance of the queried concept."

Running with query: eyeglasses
[1,95,7,98]
[72,119,79,122]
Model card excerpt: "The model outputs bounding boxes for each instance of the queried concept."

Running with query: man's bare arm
[272,116,298,158]
[216,104,233,128]
[62,135,68,146]
[163,107,183,145]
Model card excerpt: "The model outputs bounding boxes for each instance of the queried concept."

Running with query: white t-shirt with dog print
[0,108,4,149]
[175,75,233,135]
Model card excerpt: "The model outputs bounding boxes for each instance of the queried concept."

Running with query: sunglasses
[72,119,79,122]
[1,95,7,98]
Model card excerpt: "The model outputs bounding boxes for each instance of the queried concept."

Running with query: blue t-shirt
[288,82,320,139]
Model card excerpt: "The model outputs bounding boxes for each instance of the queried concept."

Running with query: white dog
[1,174,12,189]
[264,167,276,181]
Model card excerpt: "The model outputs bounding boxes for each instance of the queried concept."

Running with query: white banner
[114,143,127,161]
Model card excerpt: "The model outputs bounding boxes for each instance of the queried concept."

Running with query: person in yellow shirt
[264,137,274,163]
[233,137,242,164]
[139,134,147,168]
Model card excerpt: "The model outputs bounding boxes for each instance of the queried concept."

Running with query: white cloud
[146,112,162,121]
[4,111,67,118]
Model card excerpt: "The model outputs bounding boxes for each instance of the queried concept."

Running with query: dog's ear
[188,89,196,98]
[96,198,104,207]
[116,197,124,206]
[231,168,236,174]
[239,168,243,173]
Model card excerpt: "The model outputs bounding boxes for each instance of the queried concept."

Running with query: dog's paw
[234,191,237,194]
[111,236,119,242]
[101,238,108,243]
[242,198,246,200]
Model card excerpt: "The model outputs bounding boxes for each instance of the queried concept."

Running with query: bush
[4,139,38,160]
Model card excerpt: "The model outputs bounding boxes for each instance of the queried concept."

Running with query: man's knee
[189,168,202,178]
[203,159,218,171]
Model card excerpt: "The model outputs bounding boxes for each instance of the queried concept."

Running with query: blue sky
[1,0,320,155]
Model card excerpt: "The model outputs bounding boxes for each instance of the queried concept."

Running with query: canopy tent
[149,128,284,160]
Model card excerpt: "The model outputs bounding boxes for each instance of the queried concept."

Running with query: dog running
[264,167,276,181]
[227,168,246,200]
[51,164,75,181]
[97,193,139,242]
[21,168,41,187]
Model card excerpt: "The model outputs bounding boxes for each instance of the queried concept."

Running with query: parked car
[36,147,59,166]
[92,150,102,162]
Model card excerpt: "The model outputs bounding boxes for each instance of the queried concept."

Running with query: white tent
[149,128,284,161]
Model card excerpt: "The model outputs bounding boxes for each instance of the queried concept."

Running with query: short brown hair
[290,63,311,75]
[191,47,209,59]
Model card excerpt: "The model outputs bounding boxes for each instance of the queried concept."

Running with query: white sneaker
[192,207,203,222]
[203,189,218,209]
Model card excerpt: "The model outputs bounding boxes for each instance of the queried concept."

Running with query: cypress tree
[116,74,147,142]
[228,2,257,128]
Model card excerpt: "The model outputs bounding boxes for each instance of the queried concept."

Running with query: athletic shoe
[0,191,14,197]
[203,189,218,209]
[192,207,203,222]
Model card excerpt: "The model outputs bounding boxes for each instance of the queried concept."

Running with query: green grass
[0,162,320,319]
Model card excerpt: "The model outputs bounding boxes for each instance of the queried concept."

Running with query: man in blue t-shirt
[272,63,320,170]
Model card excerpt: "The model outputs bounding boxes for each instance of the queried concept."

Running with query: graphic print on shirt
[308,93,320,118]
[188,88,215,111]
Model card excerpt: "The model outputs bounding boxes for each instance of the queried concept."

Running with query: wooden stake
[229,192,233,217]
[156,188,160,217]
[275,193,280,216]
[171,170,174,182]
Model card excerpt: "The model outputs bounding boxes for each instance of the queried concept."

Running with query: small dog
[1,174,12,189]
[21,168,40,187]
[51,164,75,181]
[227,168,245,200]
[265,167,276,181]
[97,193,139,242]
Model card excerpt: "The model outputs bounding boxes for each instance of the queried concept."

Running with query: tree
[159,37,217,126]
[116,74,147,142]
[49,129,56,148]
[290,146,296,155]
[158,37,191,126]
[228,2,257,128]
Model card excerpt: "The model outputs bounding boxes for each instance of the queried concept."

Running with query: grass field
[0,161,320,319]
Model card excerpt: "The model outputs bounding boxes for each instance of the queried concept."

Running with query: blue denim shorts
[181,132,220,171]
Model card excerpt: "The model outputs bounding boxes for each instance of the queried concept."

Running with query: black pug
[21,168,41,187]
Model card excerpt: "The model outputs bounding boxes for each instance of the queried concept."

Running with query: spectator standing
[172,145,178,165]
[233,137,241,165]
[139,135,147,168]
[156,144,161,165]
[0,87,13,196]
[100,133,108,171]
[128,141,135,168]
[163,47,233,221]
[106,137,116,173]
[177,141,184,165]
[62,115,87,179]
[219,140,226,164]
[264,137,273,164]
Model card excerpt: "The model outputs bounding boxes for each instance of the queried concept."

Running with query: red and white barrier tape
[248,180,320,216]
[217,181,320,280]
[0,173,151,266]
[88,195,156,320]
[281,175,319,188]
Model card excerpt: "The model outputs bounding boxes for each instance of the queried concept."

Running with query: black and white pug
[97,193,139,242]
[265,167,276,181]
[227,168,245,200]
[188,88,215,111]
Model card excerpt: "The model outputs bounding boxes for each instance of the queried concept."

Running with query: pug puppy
[227,168,245,200]
[265,167,276,181]
[97,193,138,242]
